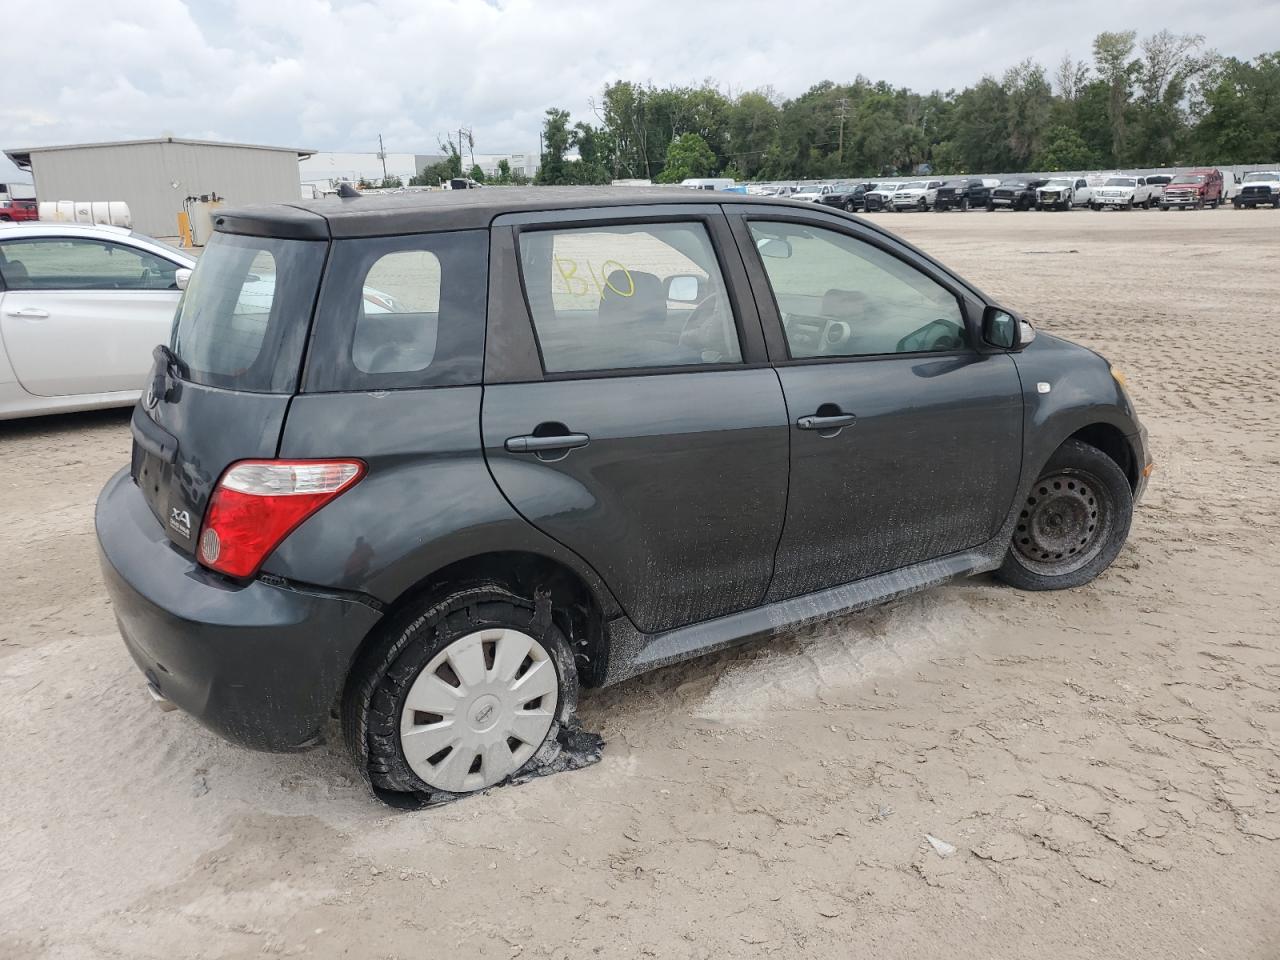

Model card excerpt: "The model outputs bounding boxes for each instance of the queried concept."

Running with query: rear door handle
[505,433,590,453]
[797,414,856,430]
[5,308,49,319]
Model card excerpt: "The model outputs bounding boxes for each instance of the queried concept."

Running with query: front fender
[1012,332,1143,480]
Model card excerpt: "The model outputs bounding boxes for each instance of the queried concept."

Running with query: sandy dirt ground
[2,209,1277,959]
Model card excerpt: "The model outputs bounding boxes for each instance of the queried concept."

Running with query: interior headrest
[598,270,665,324]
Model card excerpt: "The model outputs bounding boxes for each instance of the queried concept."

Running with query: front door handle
[5,307,49,319]
[505,433,590,454]
[797,413,856,430]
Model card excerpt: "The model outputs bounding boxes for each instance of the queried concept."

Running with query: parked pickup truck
[1036,177,1093,210]
[1160,169,1223,210]
[1233,171,1280,209]
[0,200,38,222]
[862,182,902,212]
[791,184,836,203]
[1145,175,1172,206]
[988,178,1047,211]
[934,178,999,211]
[1092,176,1156,210]
[819,182,874,212]
[891,180,944,211]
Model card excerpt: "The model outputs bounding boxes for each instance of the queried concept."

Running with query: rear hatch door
[131,229,328,554]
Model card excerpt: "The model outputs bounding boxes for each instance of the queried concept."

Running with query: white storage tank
[37,200,132,228]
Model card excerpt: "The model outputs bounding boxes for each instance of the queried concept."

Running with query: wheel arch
[1066,422,1138,490]
[342,549,612,708]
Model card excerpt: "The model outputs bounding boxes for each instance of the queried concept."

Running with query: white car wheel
[399,627,559,793]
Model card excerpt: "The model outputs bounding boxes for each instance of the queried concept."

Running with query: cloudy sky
[3,0,1277,183]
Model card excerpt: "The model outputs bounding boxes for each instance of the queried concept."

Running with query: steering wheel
[679,293,728,361]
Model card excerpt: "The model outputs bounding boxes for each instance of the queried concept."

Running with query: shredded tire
[342,583,583,807]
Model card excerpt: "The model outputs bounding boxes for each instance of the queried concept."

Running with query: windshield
[1000,180,1027,187]
[1171,175,1204,184]
[1105,178,1136,187]
[130,231,190,263]
[172,232,326,393]
[1044,179,1073,188]
[1244,172,1277,182]
[875,183,899,192]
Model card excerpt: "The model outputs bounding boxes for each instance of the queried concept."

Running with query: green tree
[378,176,403,188]
[535,108,575,184]
[494,158,513,184]
[468,164,486,183]
[1093,31,1139,161]
[655,132,718,182]
[1004,59,1054,167]
[536,108,612,185]
[1033,126,1100,170]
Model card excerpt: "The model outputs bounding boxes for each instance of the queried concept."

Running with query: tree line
[531,32,1280,185]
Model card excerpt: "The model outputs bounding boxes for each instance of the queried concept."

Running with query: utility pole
[377,133,388,182]
[836,98,850,163]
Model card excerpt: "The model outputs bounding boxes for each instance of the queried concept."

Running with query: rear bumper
[95,468,382,751]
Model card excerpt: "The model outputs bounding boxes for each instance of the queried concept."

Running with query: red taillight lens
[197,459,365,578]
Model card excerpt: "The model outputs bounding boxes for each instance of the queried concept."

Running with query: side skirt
[600,544,1004,686]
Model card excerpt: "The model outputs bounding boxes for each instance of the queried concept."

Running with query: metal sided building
[3,137,315,237]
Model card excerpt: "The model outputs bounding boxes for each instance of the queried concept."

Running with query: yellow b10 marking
[554,257,635,298]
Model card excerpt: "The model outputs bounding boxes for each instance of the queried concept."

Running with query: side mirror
[665,274,704,303]
[982,306,1021,350]
[756,237,793,259]
[174,267,192,291]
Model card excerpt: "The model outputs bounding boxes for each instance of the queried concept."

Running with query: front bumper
[1130,425,1153,504]
[95,468,382,751]
[1096,195,1135,205]
[1161,194,1200,206]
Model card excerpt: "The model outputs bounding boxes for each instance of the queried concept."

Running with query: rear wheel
[996,440,1133,591]
[344,584,578,803]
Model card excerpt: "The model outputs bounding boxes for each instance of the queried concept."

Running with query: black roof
[214,187,808,240]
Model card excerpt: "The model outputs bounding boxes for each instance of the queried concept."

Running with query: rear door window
[171,232,325,393]
[305,229,487,391]
[517,221,741,373]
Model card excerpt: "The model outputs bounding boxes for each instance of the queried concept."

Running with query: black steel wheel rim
[1012,468,1112,575]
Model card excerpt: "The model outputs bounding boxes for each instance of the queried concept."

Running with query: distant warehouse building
[3,137,314,237]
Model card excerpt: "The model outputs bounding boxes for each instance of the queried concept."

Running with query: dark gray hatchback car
[97,187,1151,803]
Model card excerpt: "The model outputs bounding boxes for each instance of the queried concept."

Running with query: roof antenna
[336,182,360,199]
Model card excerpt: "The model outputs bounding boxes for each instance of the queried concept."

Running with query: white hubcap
[399,628,559,793]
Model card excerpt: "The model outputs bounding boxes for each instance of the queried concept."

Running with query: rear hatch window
[133,231,326,555]
[172,233,326,393]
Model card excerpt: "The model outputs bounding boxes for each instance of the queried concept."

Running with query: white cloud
[3,0,1278,183]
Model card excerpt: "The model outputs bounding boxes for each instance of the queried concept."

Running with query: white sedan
[0,221,399,420]
[0,222,195,420]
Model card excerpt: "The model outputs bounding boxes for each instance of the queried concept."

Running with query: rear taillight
[197,459,365,578]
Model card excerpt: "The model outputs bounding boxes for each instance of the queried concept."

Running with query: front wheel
[995,440,1133,591]
[344,584,578,804]
[986,201,996,211]
[1090,202,1101,211]
[844,200,857,213]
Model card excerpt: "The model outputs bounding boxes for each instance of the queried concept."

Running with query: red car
[1160,169,1223,210]
[0,199,38,222]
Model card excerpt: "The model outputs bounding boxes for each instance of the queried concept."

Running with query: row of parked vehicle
[762,169,1280,213]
